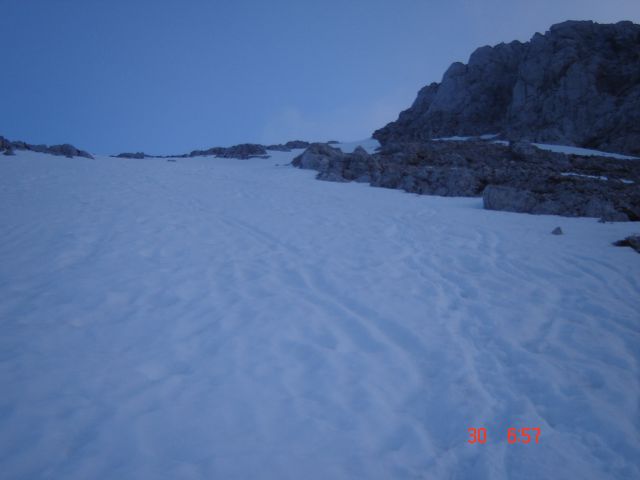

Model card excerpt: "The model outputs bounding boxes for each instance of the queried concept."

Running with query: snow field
[0,147,639,479]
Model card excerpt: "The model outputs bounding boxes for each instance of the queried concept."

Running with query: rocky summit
[374,20,640,156]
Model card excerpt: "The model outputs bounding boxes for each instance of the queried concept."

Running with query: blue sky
[1,0,638,154]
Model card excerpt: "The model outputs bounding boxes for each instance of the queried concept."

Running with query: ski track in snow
[0,147,639,479]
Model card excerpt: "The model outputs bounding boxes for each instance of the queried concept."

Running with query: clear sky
[1,0,638,154]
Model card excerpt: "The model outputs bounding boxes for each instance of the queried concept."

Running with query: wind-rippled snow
[1,147,639,479]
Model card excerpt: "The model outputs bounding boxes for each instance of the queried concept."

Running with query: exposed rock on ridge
[374,20,640,156]
[113,141,311,160]
[114,152,147,159]
[0,135,93,159]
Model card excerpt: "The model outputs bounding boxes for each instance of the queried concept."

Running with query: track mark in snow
[0,151,639,479]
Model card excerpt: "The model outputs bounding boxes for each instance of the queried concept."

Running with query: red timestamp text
[468,427,541,444]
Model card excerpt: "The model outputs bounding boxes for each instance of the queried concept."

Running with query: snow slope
[433,134,639,160]
[530,143,639,160]
[1,149,639,479]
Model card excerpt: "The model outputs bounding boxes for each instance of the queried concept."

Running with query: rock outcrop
[114,140,312,160]
[291,143,347,172]
[374,21,640,156]
[188,143,269,159]
[266,140,311,151]
[613,235,640,253]
[292,139,640,221]
[114,152,147,159]
[0,135,93,159]
[189,141,311,158]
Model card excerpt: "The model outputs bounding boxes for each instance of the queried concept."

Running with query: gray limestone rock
[291,143,345,171]
[374,20,640,156]
[291,139,640,220]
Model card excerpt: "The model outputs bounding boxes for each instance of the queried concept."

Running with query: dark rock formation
[115,141,312,159]
[0,136,11,151]
[291,143,346,171]
[266,140,311,151]
[114,152,147,159]
[552,227,563,235]
[10,140,28,150]
[292,139,640,221]
[189,143,269,159]
[482,184,630,221]
[0,135,93,159]
[29,144,49,153]
[218,144,269,159]
[374,20,640,156]
[48,144,92,158]
[613,235,640,253]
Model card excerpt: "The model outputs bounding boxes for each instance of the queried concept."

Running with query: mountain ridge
[373,20,640,156]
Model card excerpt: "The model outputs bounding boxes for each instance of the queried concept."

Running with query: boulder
[292,143,345,170]
[613,235,640,253]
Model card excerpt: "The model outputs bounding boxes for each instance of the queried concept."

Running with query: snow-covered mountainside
[1,148,639,479]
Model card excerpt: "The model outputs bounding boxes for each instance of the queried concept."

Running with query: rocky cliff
[374,21,640,156]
